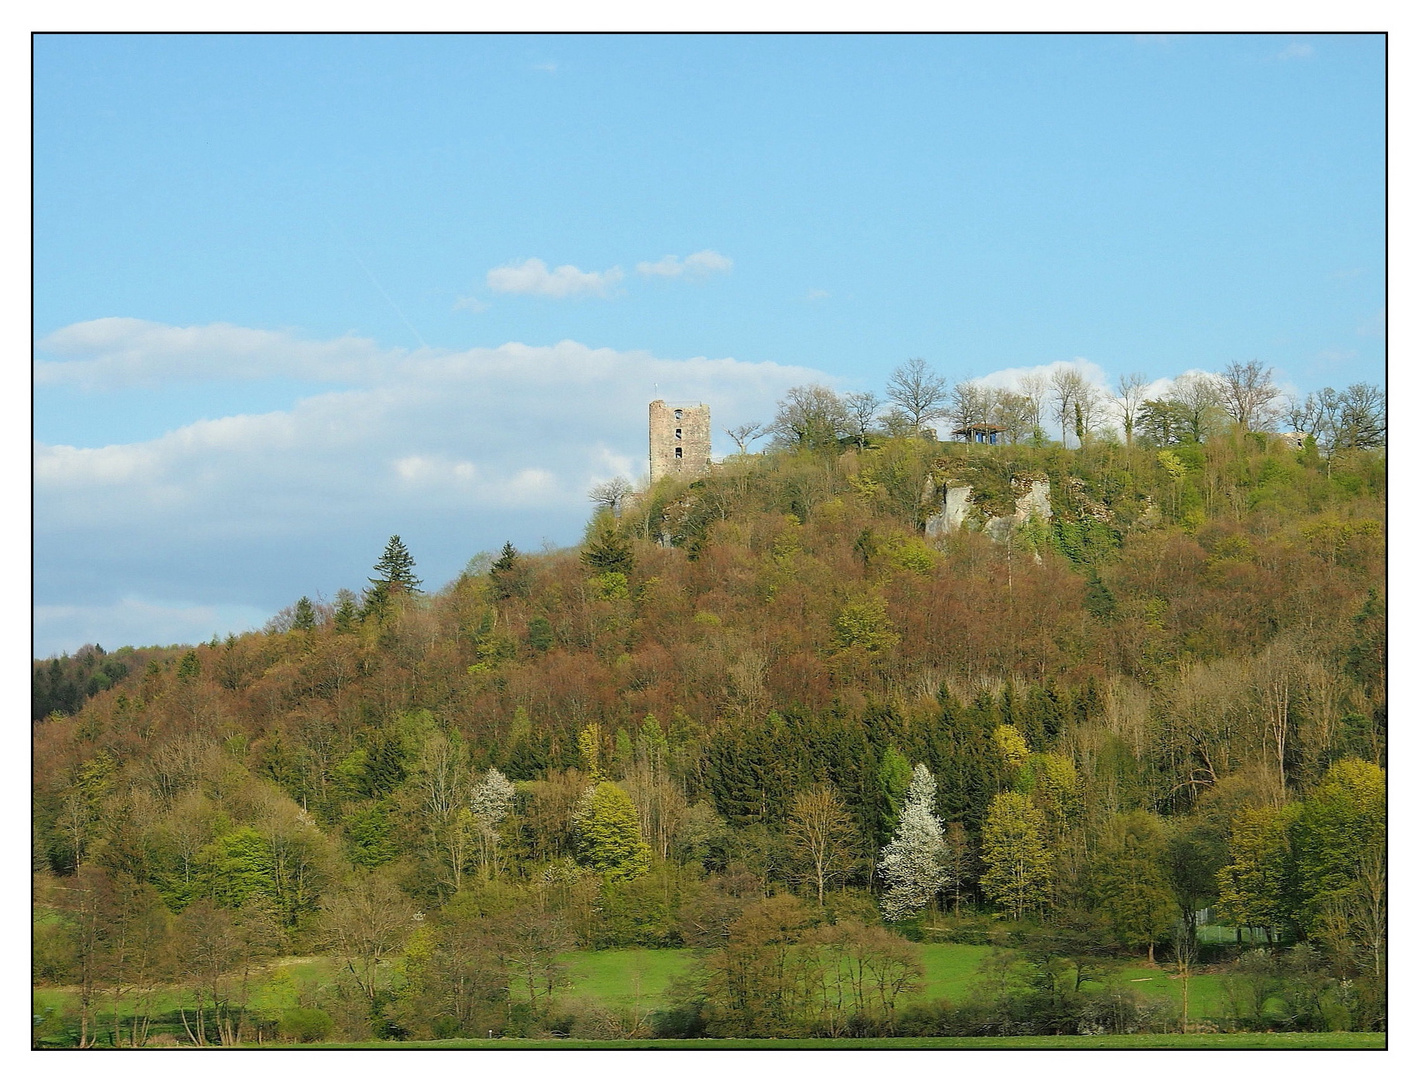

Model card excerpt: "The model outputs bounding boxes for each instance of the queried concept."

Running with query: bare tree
[1115,372,1149,447]
[1073,380,1106,444]
[993,390,1035,444]
[1282,393,1319,437]
[886,357,949,434]
[1050,366,1089,446]
[724,421,766,454]
[1219,360,1281,432]
[321,876,419,1002]
[1018,373,1046,437]
[589,477,634,515]
[842,392,882,449]
[947,379,994,435]
[1168,371,1224,443]
[786,784,859,905]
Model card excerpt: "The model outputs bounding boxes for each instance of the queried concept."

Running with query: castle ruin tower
[649,400,711,483]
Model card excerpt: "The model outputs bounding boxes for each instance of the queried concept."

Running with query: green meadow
[301,1033,1384,1050]
[36,941,1250,1047]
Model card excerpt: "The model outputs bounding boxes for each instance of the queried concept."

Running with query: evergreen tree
[292,596,316,631]
[333,588,359,632]
[489,542,528,600]
[176,650,201,682]
[370,534,423,595]
[878,764,948,921]
[580,513,635,576]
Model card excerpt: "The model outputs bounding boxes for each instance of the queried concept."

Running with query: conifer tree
[333,588,359,632]
[580,513,634,576]
[292,596,316,631]
[489,542,528,600]
[370,535,423,595]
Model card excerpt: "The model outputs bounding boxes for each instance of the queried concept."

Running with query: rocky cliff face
[925,477,1052,540]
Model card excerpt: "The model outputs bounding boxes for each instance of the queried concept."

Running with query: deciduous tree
[770,384,850,450]
[886,358,949,435]
[980,790,1052,919]
[1219,360,1280,433]
[575,782,652,881]
[878,764,948,921]
[786,784,858,905]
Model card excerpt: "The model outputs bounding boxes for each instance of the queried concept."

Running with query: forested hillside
[33,415,1385,1045]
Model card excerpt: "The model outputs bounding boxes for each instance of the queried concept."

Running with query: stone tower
[649,400,711,483]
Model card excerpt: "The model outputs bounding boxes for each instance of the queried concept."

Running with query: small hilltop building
[952,422,1006,445]
[649,400,712,483]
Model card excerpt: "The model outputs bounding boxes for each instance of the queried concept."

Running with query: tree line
[709,356,1383,456]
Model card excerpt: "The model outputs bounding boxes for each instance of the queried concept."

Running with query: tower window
[675,428,682,439]
[674,447,682,458]
[674,409,683,420]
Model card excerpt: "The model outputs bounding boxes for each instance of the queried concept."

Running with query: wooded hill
[32,426,1386,1042]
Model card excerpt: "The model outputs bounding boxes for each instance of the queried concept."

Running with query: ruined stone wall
[649,400,712,483]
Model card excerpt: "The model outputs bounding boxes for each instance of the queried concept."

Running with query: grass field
[561,949,695,1010]
[915,943,994,1003]
[555,944,1227,1018]
[300,1032,1384,1050]
[26,943,1314,1046]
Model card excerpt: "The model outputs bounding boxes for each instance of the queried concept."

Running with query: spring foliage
[878,764,948,921]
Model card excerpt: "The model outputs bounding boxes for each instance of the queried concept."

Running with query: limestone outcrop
[924,477,1052,540]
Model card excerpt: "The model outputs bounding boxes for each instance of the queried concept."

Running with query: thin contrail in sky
[325,218,429,350]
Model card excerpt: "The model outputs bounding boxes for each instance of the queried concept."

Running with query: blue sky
[32,33,1386,658]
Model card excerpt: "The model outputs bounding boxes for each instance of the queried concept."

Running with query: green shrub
[279,1007,334,1043]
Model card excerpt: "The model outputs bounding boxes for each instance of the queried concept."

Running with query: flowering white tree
[878,763,948,921]
[469,767,516,877]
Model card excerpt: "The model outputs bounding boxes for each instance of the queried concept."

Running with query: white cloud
[636,249,733,278]
[1278,42,1315,60]
[454,294,490,313]
[805,289,830,302]
[35,318,393,390]
[973,357,1113,394]
[486,257,623,298]
[34,321,830,655]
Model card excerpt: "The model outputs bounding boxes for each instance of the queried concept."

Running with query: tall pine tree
[370,535,422,594]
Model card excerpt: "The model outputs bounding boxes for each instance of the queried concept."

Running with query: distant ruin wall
[649,400,712,484]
